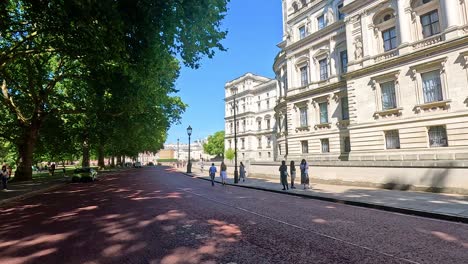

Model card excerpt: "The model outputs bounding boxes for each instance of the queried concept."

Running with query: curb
[181,172,468,224]
[0,183,67,207]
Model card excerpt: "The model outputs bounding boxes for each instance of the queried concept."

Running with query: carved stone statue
[354,37,363,60]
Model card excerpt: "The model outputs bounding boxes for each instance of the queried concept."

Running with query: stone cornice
[344,35,468,79]
[341,0,377,14]
[225,73,272,89]
[285,80,346,102]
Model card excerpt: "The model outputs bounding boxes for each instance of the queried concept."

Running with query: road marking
[178,187,421,264]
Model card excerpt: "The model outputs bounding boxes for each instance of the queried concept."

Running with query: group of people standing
[279,159,310,191]
[208,161,247,186]
[1,165,13,191]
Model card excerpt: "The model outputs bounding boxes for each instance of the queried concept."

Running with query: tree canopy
[0,0,229,180]
[203,131,225,158]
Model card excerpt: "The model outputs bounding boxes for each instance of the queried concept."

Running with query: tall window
[382,27,397,51]
[301,140,309,154]
[267,100,270,109]
[257,121,262,131]
[267,119,271,129]
[319,102,328,124]
[242,120,246,132]
[228,140,232,149]
[299,25,306,39]
[422,70,443,103]
[257,101,261,111]
[321,139,330,153]
[299,107,308,127]
[340,50,348,74]
[381,81,397,110]
[385,130,400,149]
[230,123,233,134]
[318,15,326,30]
[267,137,271,148]
[300,66,308,86]
[341,97,349,120]
[319,59,328,80]
[428,126,448,147]
[344,137,351,152]
[421,10,440,38]
[241,138,245,149]
[258,137,262,149]
[338,3,345,20]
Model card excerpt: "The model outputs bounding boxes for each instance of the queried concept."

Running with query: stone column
[397,0,410,46]
[440,0,461,39]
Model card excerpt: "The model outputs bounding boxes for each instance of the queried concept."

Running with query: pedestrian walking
[220,161,227,186]
[200,161,204,173]
[290,161,296,189]
[1,165,9,191]
[209,163,217,186]
[50,163,56,177]
[279,160,288,190]
[239,162,246,182]
[300,159,310,189]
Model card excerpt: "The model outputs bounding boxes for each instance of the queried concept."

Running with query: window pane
[340,51,348,73]
[385,130,400,149]
[429,126,448,147]
[432,22,440,34]
[319,102,328,123]
[344,137,351,152]
[301,141,309,153]
[341,97,349,120]
[300,108,308,127]
[381,81,397,110]
[321,139,330,153]
[422,70,443,103]
[319,59,328,80]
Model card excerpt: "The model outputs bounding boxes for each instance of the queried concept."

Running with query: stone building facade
[224,73,278,162]
[271,0,468,191]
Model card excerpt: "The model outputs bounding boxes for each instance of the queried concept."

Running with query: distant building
[224,73,278,162]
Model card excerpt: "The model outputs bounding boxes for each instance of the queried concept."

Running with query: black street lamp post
[187,125,192,173]
[232,87,239,184]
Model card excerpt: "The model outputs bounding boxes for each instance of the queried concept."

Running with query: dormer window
[300,0,307,7]
[384,14,392,21]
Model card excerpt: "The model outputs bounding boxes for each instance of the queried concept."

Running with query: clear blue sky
[165,0,283,144]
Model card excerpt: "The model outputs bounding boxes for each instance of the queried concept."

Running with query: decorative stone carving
[354,37,363,60]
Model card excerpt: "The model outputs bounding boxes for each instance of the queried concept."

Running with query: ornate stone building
[224,73,278,162]
[272,0,468,190]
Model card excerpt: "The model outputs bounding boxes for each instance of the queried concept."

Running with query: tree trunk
[111,156,115,167]
[116,155,121,166]
[97,144,105,169]
[82,136,90,167]
[14,121,41,181]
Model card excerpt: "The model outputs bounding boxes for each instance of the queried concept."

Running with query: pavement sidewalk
[184,169,468,224]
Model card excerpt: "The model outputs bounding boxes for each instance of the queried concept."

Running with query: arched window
[373,9,398,52]
[292,2,299,12]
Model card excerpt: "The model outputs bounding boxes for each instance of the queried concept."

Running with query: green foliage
[0,0,229,180]
[203,131,225,157]
[225,148,235,161]
[157,159,178,162]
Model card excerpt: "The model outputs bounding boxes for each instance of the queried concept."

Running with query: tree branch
[1,79,28,124]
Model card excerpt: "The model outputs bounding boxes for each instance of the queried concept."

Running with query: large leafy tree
[203,131,225,158]
[0,0,229,180]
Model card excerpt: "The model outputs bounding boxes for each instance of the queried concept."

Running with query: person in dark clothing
[209,163,217,186]
[1,165,8,190]
[290,161,296,189]
[279,160,288,190]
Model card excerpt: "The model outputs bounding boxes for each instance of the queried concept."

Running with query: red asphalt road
[0,167,467,264]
